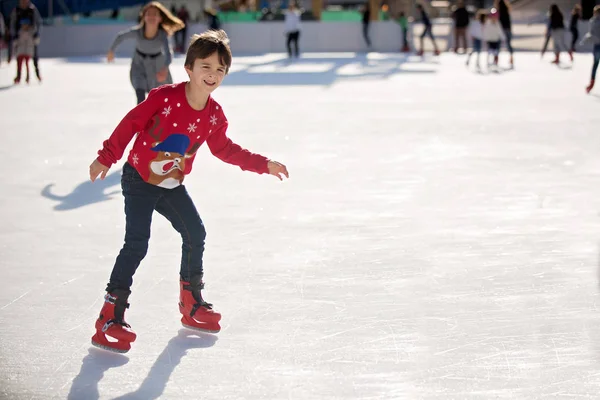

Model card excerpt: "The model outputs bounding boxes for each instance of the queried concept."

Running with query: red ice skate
[586,79,595,94]
[91,290,136,353]
[179,276,221,333]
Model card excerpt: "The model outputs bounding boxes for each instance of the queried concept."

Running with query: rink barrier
[37,22,413,57]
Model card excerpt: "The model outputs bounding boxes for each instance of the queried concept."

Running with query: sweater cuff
[96,152,113,168]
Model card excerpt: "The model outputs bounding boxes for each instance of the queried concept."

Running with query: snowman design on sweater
[148,134,193,188]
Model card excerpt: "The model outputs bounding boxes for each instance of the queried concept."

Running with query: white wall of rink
[37,22,412,57]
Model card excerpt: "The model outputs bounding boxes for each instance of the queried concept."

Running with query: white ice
[1,51,600,399]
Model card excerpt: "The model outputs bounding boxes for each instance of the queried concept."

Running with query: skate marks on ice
[41,169,121,211]
[109,329,218,400]
[67,348,129,400]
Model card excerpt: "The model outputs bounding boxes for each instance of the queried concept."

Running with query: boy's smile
[186,52,226,94]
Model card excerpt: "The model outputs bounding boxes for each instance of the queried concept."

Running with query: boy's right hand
[89,159,109,182]
[107,50,115,63]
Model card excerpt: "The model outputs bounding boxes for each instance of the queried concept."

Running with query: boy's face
[185,52,227,94]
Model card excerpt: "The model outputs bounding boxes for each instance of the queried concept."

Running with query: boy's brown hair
[185,30,232,74]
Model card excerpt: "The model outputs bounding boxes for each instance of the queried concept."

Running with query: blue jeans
[592,44,600,80]
[107,163,207,292]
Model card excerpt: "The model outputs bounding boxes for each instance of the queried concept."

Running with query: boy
[89,29,289,353]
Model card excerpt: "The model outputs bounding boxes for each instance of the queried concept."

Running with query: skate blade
[91,339,129,353]
[182,322,220,334]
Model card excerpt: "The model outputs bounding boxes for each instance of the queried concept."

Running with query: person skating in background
[570,4,581,53]
[284,1,302,58]
[416,3,440,56]
[175,5,190,53]
[107,1,184,105]
[494,0,513,67]
[466,9,486,70]
[12,17,34,83]
[484,8,504,69]
[547,3,572,64]
[9,0,42,81]
[88,29,289,354]
[452,0,470,53]
[580,5,600,93]
[361,2,372,49]
[541,17,552,57]
[397,11,410,52]
[0,12,5,67]
[204,8,221,31]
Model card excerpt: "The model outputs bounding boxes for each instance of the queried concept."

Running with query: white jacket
[484,21,504,42]
[469,20,483,40]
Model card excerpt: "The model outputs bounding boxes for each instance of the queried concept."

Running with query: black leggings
[571,29,579,51]
[286,31,300,57]
[135,89,146,104]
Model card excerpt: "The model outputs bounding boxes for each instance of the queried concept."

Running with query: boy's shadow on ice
[111,329,218,400]
[41,170,121,211]
[67,347,130,400]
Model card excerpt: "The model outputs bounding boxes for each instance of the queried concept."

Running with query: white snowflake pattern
[162,105,172,117]
[132,153,139,165]
[187,122,197,133]
[210,115,218,125]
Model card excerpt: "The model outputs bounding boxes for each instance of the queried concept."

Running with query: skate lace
[191,300,213,317]
[105,319,132,329]
[183,283,213,307]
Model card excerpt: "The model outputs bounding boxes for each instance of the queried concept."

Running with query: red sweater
[97,83,269,188]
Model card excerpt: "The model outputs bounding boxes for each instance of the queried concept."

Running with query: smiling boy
[88,29,289,353]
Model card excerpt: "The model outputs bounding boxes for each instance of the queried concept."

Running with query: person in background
[397,11,409,52]
[495,0,513,67]
[452,0,470,53]
[9,0,42,81]
[176,5,190,53]
[484,8,504,69]
[361,2,372,49]
[107,1,184,104]
[416,3,440,56]
[284,1,302,58]
[12,17,34,83]
[466,9,486,70]
[204,8,221,30]
[570,4,581,53]
[0,12,5,67]
[547,3,572,64]
[580,5,600,93]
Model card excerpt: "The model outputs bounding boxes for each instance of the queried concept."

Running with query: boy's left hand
[267,161,289,181]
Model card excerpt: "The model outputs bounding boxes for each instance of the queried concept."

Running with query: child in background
[466,10,486,69]
[484,8,504,68]
[107,1,184,104]
[12,18,34,84]
[580,5,600,93]
[397,11,410,52]
[89,29,289,354]
[547,4,572,64]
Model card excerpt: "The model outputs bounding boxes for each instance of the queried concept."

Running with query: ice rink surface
[1,51,600,399]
